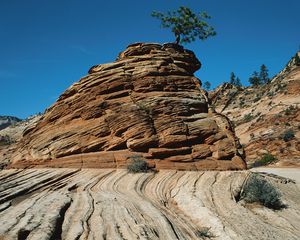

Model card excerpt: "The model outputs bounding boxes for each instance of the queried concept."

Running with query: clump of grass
[252,153,277,167]
[127,156,149,173]
[241,174,285,210]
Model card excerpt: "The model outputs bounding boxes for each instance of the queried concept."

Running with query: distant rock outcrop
[0,115,42,169]
[0,116,21,131]
[10,43,245,170]
[210,52,300,167]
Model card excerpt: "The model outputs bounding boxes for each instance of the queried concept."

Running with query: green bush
[241,174,284,210]
[243,113,254,123]
[282,129,294,142]
[284,105,297,116]
[127,156,149,173]
[0,135,12,146]
[252,153,277,167]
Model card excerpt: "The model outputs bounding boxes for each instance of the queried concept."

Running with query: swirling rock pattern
[10,43,245,170]
[0,169,299,239]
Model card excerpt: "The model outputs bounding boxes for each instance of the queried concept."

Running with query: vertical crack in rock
[17,229,30,240]
[49,200,72,240]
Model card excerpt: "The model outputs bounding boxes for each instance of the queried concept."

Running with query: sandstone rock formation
[210,52,300,166]
[0,115,42,169]
[9,43,245,170]
[0,169,299,239]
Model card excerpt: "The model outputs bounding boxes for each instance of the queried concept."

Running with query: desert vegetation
[241,173,285,210]
[282,129,295,142]
[151,6,216,44]
[248,64,270,86]
[127,156,149,173]
[251,153,277,167]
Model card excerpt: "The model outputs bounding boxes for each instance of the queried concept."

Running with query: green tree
[203,81,211,91]
[295,53,300,66]
[151,6,216,44]
[259,64,270,84]
[229,72,242,87]
[249,71,261,86]
[235,77,242,87]
[229,72,236,85]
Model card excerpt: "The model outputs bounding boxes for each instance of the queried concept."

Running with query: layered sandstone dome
[11,43,246,170]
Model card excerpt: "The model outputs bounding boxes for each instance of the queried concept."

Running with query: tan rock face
[10,43,245,170]
[209,53,300,167]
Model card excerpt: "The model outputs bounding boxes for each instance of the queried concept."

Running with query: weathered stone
[192,144,212,159]
[9,43,245,170]
[187,118,219,137]
[149,147,191,158]
[212,138,236,160]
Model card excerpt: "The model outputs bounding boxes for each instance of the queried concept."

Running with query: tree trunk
[175,33,180,45]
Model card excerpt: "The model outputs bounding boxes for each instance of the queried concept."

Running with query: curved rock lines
[0,169,299,240]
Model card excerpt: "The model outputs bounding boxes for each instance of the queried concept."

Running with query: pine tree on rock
[235,77,242,87]
[203,81,211,91]
[151,6,216,44]
[229,72,242,87]
[249,71,261,86]
[230,72,236,85]
[259,64,270,84]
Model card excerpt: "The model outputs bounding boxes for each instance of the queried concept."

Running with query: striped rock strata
[10,43,246,170]
[0,169,299,239]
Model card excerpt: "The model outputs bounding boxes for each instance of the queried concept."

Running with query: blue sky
[0,0,299,119]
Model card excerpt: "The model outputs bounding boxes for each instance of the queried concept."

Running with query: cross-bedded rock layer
[1,169,299,239]
[10,43,246,170]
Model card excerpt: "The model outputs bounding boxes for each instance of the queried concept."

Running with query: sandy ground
[0,169,299,240]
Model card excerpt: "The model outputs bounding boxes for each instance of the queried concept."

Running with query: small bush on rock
[0,135,13,146]
[252,153,277,167]
[127,156,149,173]
[243,113,254,123]
[282,129,294,142]
[241,174,284,210]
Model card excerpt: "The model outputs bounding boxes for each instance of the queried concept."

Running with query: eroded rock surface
[210,52,300,166]
[0,169,299,240]
[0,115,42,169]
[10,43,245,170]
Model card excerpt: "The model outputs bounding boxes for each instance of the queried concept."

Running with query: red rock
[211,138,236,160]
[192,144,212,159]
[9,43,246,170]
